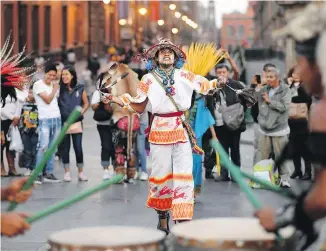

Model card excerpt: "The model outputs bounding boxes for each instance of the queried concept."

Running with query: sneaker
[63,172,72,182]
[34,176,43,184]
[43,173,62,183]
[125,178,135,184]
[134,171,139,180]
[24,169,31,177]
[78,172,88,181]
[103,169,111,180]
[140,171,148,181]
[280,180,291,188]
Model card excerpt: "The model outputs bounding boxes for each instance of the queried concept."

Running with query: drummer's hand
[6,177,33,203]
[1,213,30,237]
[254,208,277,232]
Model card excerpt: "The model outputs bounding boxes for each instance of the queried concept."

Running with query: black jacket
[288,83,312,134]
[58,83,84,123]
[206,78,246,132]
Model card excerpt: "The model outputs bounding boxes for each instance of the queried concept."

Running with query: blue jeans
[36,117,61,174]
[137,123,147,173]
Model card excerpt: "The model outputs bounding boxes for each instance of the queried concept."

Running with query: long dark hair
[1,75,17,108]
[1,86,17,107]
[59,65,78,91]
[287,65,302,86]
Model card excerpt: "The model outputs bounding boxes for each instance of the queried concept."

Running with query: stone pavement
[0,98,317,251]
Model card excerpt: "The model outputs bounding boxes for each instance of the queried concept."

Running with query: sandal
[157,211,170,235]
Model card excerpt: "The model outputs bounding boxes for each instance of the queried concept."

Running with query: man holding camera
[254,66,292,188]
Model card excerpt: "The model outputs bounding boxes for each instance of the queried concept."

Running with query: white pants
[147,141,194,221]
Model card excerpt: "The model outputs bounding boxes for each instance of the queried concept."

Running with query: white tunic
[120,68,217,145]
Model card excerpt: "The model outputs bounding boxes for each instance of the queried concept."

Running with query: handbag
[289,103,308,119]
[150,73,204,155]
[66,121,83,134]
[219,102,244,131]
[93,103,112,122]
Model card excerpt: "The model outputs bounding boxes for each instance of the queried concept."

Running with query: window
[62,5,67,44]
[31,5,39,51]
[74,4,80,44]
[3,4,13,42]
[227,25,234,36]
[18,5,27,51]
[239,25,245,37]
[109,12,115,44]
[44,6,51,50]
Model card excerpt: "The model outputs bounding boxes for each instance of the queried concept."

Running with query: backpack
[219,102,244,131]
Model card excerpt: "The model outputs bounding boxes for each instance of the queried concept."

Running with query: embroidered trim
[137,81,149,94]
[147,197,172,211]
[120,94,130,105]
[148,128,187,144]
[119,94,136,113]
[200,79,210,94]
[172,203,194,220]
[180,71,195,82]
[149,173,193,185]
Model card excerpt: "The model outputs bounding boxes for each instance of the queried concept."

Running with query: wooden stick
[7,107,82,211]
[26,175,123,223]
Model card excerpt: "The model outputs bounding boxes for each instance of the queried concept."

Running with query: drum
[170,218,296,250]
[48,226,166,251]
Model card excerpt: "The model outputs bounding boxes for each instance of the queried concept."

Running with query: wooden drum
[170,218,296,251]
[48,226,166,251]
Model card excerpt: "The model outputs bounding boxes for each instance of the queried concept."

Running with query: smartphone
[255,74,261,84]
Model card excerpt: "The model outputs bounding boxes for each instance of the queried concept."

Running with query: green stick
[210,139,283,241]
[240,170,297,199]
[7,107,82,212]
[210,139,261,208]
[26,174,123,223]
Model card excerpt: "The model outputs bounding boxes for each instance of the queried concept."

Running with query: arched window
[227,25,234,36]
[239,25,245,37]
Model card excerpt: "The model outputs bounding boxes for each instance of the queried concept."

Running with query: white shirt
[33,79,61,119]
[120,69,217,144]
[0,90,23,121]
[91,90,111,125]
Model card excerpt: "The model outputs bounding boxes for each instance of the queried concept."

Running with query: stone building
[220,5,254,50]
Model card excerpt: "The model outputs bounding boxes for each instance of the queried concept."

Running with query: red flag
[149,0,160,22]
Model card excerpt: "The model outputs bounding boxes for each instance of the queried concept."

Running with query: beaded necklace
[154,67,175,86]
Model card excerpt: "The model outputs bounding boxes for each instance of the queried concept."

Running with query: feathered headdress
[1,31,36,89]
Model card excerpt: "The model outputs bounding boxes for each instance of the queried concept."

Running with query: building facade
[251,1,311,71]
[1,1,120,59]
[220,6,254,50]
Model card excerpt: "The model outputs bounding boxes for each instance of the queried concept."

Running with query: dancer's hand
[254,208,277,232]
[1,213,30,237]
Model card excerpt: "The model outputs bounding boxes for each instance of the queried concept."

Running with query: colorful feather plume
[1,31,36,89]
[183,43,225,76]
